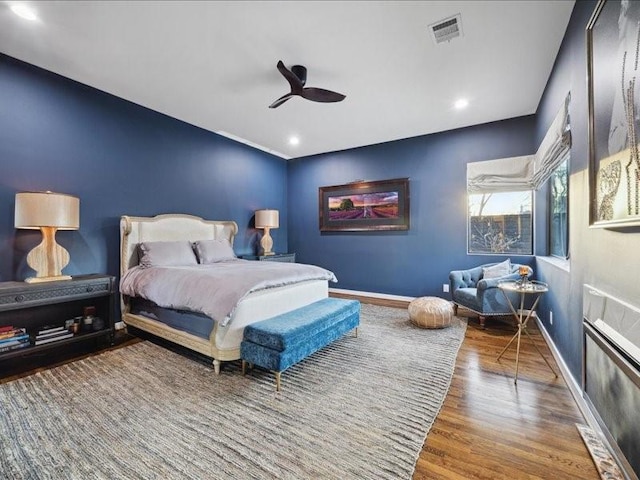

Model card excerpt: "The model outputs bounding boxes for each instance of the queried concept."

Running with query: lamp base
[25,226,72,283]
[260,227,275,256]
[25,275,72,284]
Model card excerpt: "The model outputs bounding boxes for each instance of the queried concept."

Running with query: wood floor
[414,314,599,480]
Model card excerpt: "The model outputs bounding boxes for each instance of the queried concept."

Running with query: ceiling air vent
[429,14,463,44]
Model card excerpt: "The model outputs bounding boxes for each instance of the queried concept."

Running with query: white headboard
[120,214,239,277]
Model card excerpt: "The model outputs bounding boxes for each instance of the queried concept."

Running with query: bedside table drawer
[0,275,114,311]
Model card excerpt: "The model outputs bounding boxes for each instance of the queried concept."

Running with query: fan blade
[277,60,303,93]
[301,87,346,103]
[268,93,296,109]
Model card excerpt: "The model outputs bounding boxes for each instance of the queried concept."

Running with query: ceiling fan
[269,60,346,109]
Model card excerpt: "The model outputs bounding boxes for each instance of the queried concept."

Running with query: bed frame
[120,213,329,374]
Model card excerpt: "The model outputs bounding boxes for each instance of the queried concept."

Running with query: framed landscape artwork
[588,0,640,227]
[319,178,409,232]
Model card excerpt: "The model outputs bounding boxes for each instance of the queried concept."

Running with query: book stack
[0,325,30,353]
[34,326,74,346]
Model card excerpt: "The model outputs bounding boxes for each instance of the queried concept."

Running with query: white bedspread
[120,259,337,326]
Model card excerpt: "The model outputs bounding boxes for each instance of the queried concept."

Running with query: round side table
[496,280,558,384]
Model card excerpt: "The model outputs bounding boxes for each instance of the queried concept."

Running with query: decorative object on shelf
[92,316,105,332]
[70,320,81,334]
[319,178,410,232]
[255,209,279,256]
[517,265,530,286]
[588,0,640,228]
[14,191,80,283]
[83,306,96,329]
[83,315,94,330]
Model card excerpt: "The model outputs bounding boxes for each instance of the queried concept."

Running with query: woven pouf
[408,296,454,329]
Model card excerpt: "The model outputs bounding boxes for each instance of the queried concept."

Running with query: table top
[498,279,548,294]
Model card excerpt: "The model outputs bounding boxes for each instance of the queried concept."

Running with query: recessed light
[454,98,469,110]
[289,136,300,146]
[10,3,38,21]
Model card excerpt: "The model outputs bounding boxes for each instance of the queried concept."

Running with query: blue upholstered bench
[240,297,360,390]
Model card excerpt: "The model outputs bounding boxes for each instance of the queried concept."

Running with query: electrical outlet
[443,283,449,293]
[550,311,553,325]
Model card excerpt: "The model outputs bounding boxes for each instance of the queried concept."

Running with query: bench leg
[213,359,221,375]
[354,327,358,338]
[241,361,254,375]
[274,371,281,392]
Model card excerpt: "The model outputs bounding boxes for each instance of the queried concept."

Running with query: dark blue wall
[288,117,536,297]
[0,54,288,282]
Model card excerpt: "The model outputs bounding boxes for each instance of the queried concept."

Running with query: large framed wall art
[588,0,640,227]
[319,178,410,232]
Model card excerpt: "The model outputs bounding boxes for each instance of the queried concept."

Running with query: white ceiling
[0,1,575,159]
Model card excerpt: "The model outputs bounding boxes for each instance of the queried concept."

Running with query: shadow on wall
[240,215,261,256]
[13,230,39,281]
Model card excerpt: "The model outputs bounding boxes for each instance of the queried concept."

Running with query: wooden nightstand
[241,253,296,263]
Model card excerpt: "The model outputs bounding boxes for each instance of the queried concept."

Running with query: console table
[497,280,557,384]
[0,274,115,368]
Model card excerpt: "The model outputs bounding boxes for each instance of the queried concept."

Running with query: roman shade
[531,92,571,188]
[467,93,571,193]
[466,155,535,193]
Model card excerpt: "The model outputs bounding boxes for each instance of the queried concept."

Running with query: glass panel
[468,191,533,254]
[549,159,569,258]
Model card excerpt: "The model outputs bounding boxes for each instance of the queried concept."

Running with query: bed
[120,214,332,373]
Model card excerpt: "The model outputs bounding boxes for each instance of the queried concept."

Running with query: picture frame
[587,0,640,228]
[318,178,409,232]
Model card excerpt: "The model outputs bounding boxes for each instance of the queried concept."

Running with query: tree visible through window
[549,158,568,258]
[468,191,533,255]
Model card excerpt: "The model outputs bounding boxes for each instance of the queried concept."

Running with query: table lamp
[255,209,279,255]
[15,191,80,283]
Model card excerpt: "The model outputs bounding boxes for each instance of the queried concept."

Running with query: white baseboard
[535,318,603,434]
[329,288,415,303]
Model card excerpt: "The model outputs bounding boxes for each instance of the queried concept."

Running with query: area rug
[0,304,466,480]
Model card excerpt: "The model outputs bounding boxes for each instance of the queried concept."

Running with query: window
[468,191,533,255]
[549,157,569,258]
[466,95,570,257]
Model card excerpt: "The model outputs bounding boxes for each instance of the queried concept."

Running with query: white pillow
[482,259,511,279]
[138,241,198,267]
[194,239,236,264]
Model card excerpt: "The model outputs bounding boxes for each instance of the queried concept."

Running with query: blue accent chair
[449,262,532,328]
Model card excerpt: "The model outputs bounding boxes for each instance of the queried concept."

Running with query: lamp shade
[255,209,279,229]
[15,191,80,230]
